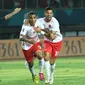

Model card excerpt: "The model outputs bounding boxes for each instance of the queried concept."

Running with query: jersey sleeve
[51,18,60,32]
[36,19,44,29]
[20,25,28,38]
[52,23,59,32]
[23,19,28,23]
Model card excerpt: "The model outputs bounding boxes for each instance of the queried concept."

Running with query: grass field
[0,57,85,85]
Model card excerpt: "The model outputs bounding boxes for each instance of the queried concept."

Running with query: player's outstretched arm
[4,8,21,20]
[20,34,36,44]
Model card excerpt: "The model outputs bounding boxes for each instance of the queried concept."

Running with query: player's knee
[44,56,49,61]
[28,62,34,68]
[38,53,43,60]
[50,58,56,65]
[36,50,43,60]
[44,52,50,61]
[50,60,53,64]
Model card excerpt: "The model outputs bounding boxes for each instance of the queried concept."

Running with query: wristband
[41,31,45,35]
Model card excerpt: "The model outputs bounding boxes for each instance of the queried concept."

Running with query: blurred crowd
[0,0,85,9]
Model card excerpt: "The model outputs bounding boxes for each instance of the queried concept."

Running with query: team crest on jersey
[49,24,52,28]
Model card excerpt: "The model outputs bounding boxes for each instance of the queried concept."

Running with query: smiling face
[44,7,53,22]
[27,12,37,26]
[28,14,37,26]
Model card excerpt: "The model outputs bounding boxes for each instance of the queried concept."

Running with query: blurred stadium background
[1,0,85,39]
[0,0,85,85]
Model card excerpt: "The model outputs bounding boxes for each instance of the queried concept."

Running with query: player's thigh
[33,42,43,60]
[23,49,34,62]
[44,41,52,61]
[52,41,62,58]
[44,41,52,54]
[50,57,56,65]
[35,50,43,60]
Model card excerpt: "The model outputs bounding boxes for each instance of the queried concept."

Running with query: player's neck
[44,18,51,22]
[29,23,35,26]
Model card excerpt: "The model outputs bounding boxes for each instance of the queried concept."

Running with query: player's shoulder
[23,19,29,25]
[22,24,31,30]
[52,17,59,24]
[22,24,28,27]
[37,17,44,22]
[52,17,58,22]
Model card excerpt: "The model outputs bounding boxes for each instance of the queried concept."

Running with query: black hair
[24,11,37,19]
[45,6,53,11]
[28,11,37,16]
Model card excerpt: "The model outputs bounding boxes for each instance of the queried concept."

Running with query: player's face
[45,10,53,21]
[28,14,37,26]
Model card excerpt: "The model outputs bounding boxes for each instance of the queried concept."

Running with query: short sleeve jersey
[20,24,40,50]
[38,17,63,43]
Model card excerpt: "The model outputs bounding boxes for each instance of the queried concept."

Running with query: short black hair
[28,11,37,16]
[45,6,53,11]
[24,11,37,19]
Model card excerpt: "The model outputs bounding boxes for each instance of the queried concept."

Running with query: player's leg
[23,49,39,83]
[35,50,45,80]
[49,58,56,84]
[27,61,39,84]
[49,41,62,84]
[44,41,52,83]
[33,42,45,80]
[44,52,51,84]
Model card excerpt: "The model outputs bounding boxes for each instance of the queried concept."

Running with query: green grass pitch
[0,57,85,85]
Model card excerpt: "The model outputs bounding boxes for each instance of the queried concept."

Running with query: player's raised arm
[4,8,21,20]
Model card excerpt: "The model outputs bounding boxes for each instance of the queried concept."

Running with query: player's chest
[43,22,53,30]
[27,28,36,35]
